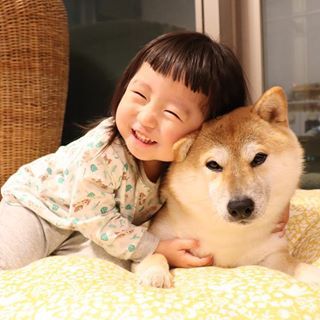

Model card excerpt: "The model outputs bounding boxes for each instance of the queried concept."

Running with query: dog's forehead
[200,106,259,143]
[189,105,294,159]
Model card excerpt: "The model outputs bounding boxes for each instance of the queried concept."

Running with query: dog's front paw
[294,263,320,286]
[138,265,173,288]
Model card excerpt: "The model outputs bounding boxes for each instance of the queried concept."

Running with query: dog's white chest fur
[150,205,287,267]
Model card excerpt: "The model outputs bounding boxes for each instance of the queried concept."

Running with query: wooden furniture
[0,0,69,189]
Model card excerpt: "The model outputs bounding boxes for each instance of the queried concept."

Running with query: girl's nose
[137,106,157,129]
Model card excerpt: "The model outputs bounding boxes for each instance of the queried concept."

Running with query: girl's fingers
[174,239,199,250]
[273,222,285,232]
[273,222,286,237]
[183,253,213,267]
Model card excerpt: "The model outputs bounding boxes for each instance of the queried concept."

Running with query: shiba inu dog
[134,87,320,288]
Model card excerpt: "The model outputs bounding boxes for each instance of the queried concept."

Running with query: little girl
[0,31,250,270]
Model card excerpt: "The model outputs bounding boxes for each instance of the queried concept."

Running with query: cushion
[1,189,320,319]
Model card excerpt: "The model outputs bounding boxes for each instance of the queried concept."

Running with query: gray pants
[0,200,130,270]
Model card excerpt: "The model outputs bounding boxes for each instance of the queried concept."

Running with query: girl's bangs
[144,46,212,96]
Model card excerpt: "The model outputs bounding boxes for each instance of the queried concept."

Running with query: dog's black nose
[227,198,255,221]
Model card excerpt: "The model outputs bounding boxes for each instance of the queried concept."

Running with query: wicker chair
[0,0,69,189]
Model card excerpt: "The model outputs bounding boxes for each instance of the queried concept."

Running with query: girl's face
[116,62,207,162]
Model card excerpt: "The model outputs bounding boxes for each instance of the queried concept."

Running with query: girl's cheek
[170,131,187,144]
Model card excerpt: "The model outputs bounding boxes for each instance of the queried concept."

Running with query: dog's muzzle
[227,197,255,223]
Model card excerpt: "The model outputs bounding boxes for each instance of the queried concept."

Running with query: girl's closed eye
[164,109,182,121]
[132,90,147,100]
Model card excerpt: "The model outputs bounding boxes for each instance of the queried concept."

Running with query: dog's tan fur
[134,87,320,288]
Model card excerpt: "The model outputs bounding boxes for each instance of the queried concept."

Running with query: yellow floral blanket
[1,189,320,320]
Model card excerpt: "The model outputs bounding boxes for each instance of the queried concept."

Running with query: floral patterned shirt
[1,118,164,262]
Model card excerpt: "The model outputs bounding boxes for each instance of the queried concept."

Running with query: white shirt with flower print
[1,118,164,262]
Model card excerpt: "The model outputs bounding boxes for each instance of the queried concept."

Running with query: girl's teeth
[135,131,155,144]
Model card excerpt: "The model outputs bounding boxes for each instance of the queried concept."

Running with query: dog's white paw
[294,263,320,286]
[138,266,173,288]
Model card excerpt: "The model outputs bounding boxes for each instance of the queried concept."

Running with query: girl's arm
[70,192,160,262]
[69,159,160,262]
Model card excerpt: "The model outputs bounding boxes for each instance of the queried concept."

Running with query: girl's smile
[132,129,157,145]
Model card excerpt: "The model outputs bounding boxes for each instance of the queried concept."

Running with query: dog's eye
[251,153,268,167]
[206,161,223,172]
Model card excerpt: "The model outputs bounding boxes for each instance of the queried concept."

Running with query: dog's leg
[260,249,320,286]
[132,253,172,288]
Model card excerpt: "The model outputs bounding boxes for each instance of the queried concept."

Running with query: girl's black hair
[106,31,250,145]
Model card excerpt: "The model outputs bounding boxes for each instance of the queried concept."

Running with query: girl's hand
[273,203,290,237]
[155,238,213,268]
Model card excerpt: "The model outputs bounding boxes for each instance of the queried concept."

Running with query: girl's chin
[125,137,174,161]
[137,155,173,162]
[128,148,172,162]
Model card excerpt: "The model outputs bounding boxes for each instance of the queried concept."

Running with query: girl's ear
[252,86,289,126]
[173,131,199,162]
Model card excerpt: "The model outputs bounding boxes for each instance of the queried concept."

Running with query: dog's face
[169,87,304,225]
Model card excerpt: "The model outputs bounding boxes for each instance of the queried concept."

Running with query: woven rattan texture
[0,0,69,189]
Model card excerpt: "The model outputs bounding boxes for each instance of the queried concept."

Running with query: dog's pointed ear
[253,86,288,126]
[173,131,199,162]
